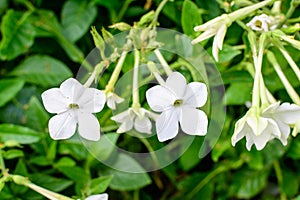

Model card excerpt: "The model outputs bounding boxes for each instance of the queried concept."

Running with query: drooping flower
[246,14,274,32]
[262,102,300,144]
[41,78,106,141]
[146,72,208,142]
[86,193,108,200]
[111,107,157,134]
[106,92,124,110]
[232,102,300,150]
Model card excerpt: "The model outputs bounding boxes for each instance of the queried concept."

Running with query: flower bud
[109,22,131,31]
[90,26,105,52]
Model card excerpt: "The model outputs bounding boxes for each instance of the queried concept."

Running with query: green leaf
[24,96,49,132]
[54,157,76,168]
[181,0,202,37]
[2,149,24,159]
[0,79,24,107]
[232,168,270,199]
[61,0,97,42]
[0,124,42,144]
[10,55,72,87]
[281,170,299,197]
[107,153,151,191]
[90,175,113,194]
[161,1,182,26]
[29,173,73,192]
[0,10,36,60]
[287,139,300,159]
[179,137,204,171]
[84,133,119,161]
[217,45,242,63]
[225,82,253,105]
[29,156,52,166]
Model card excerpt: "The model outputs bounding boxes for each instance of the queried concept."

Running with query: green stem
[279,0,300,27]
[273,160,287,200]
[84,62,105,88]
[150,0,170,28]
[117,0,134,21]
[272,38,300,81]
[0,148,6,173]
[133,189,139,200]
[147,61,166,85]
[105,51,128,93]
[132,49,140,107]
[154,49,172,76]
[267,51,300,104]
[187,160,244,200]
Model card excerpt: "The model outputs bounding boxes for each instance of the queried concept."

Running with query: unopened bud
[90,26,105,52]
[137,11,155,27]
[101,27,114,45]
[109,22,131,31]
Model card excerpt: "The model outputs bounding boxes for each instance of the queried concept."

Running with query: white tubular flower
[86,193,108,200]
[146,72,208,142]
[246,14,274,32]
[232,102,300,150]
[232,108,281,151]
[262,102,300,143]
[106,92,124,110]
[41,78,106,141]
[111,107,157,134]
[192,15,229,61]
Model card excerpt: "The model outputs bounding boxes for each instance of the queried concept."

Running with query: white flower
[232,102,300,150]
[41,78,106,141]
[86,193,108,200]
[192,15,228,62]
[146,72,208,142]
[106,92,124,110]
[262,102,300,143]
[246,14,274,32]
[111,107,157,134]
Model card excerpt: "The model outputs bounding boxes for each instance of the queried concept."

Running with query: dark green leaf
[225,82,252,105]
[218,45,242,63]
[232,168,270,199]
[0,79,24,107]
[0,10,35,60]
[281,170,299,197]
[107,153,151,191]
[179,137,203,171]
[29,173,73,192]
[90,175,113,194]
[0,124,42,144]
[29,156,51,166]
[24,96,49,132]
[2,149,24,159]
[10,55,72,87]
[61,0,97,42]
[181,0,202,37]
[54,157,76,168]
[84,133,119,161]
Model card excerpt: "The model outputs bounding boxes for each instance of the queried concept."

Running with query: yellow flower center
[69,103,79,109]
[173,99,183,107]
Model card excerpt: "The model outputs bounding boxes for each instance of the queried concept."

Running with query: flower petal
[111,110,130,123]
[146,85,175,112]
[78,113,100,141]
[165,72,187,98]
[183,82,207,108]
[111,110,134,133]
[134,116,152,134]
[60,78,85,102]
[231,119,248,146]
[247,116,268,136]
[180,107,208,135]
[78,88,106,113]
[86,194,108,200]
[41,88,68,114]
[48,112,77,140]
[273,103,300,124]
[156,109,179,142]
[251,131,271,151]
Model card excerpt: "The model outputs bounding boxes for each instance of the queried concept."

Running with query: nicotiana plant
[0,0,300,199]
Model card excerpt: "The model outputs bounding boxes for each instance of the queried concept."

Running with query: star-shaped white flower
[232,102,300,150]
[246,14,274,32]
[41,78,106,141]
[146,72,208,142]
[106,92,124,110]
[86,193,108,200]
[111,107,157,134]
